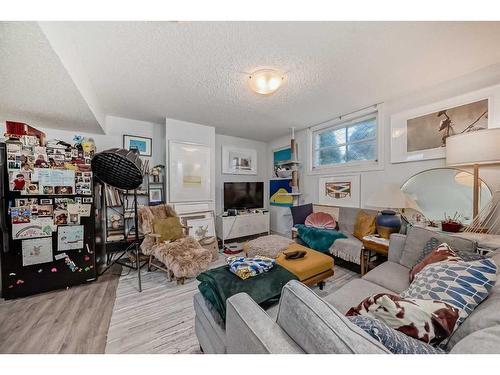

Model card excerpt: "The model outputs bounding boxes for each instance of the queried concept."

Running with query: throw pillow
[410,243,462,282]
[417,237,485,265]
[352,210,376,240]
[348,315,445,354]
[304,212,336,229]
[346,293,460,345]
[153,217,184,243]
[290,203,314,226]
[401,259,498,325]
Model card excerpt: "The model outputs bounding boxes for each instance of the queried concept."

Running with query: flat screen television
[224,182,264,211]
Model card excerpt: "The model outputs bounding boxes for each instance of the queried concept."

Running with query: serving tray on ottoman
[276,243,334,290]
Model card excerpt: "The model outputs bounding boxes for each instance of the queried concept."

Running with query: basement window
[312,113,378,169]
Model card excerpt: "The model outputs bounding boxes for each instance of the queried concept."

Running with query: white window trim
[307,104,385,175]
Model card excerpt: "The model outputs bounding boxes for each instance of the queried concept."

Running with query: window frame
[308,106,384,174]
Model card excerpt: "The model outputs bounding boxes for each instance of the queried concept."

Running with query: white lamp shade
[446,128,500,166]
[366,183,420,210]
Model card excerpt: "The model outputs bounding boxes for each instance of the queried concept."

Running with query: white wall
[267,67,500,233]
[165,118,216,211]
[0,115,165,165]
[215,134,268,215]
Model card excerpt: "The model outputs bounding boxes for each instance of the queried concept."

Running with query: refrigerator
[0,142,96,300]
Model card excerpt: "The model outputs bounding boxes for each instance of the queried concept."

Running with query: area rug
[105,257,358,354]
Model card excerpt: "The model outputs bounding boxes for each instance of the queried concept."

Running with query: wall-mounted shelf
[277,160,301,167]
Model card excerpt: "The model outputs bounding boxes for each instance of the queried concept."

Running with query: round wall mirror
[401,168,492,224]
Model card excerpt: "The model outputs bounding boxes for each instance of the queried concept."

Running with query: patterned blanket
[227,256,275,280]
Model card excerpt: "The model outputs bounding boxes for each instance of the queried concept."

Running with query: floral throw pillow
[410,242,462,282]
[346,293,460,345]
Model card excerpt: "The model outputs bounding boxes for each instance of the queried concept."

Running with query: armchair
[138,204,212,284]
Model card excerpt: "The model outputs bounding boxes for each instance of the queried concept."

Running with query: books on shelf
[105,185,122,207]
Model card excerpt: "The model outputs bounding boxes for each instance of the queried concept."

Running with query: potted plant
[150,164,165,183]
[441,212,464,232]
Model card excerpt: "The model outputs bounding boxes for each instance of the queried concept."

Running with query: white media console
[216,211,270,247]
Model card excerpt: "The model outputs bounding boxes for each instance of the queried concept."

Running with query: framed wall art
[169,141,211,202]
[182,212,216,240]
[222,146,257,175]
[149,188,163,203]
[390,85,500,163]
[318,174,361,208]
[123,134,152,157]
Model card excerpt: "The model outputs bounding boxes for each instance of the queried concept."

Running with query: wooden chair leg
[148,255,153,272]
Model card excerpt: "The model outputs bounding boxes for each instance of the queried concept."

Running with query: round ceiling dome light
[248,68,285,95]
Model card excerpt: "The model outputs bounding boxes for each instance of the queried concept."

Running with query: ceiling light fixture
[248,68,285,95]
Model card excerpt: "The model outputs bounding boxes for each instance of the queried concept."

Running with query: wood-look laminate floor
[0,258,359,354]
[0,264,121,354]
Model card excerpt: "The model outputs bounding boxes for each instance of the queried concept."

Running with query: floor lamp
[446,128,500,222]
[91,148,146,291]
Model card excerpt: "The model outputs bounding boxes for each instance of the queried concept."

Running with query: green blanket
[295,224,347,253]
[197,264,298,322]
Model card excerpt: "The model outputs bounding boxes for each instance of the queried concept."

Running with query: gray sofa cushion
[226,292,303,354]
[449,326,500,354]
[325,278,394,314]
[193,292,226,348]
[276,280,390,353]
[362,261,410,294]
[399,226,477,268]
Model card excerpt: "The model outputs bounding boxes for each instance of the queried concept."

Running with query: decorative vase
[376,210,401,239]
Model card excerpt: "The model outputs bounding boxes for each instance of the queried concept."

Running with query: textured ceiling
[0,22,103,133]
[5,22,500,140]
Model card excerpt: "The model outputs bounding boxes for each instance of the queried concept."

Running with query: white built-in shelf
[276,160,301,166]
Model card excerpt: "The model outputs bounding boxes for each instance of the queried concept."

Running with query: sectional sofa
[194,226,500,353]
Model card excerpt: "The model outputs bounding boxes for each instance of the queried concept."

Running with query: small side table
[361,236,390,275]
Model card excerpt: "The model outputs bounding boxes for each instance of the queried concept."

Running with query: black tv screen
[224,182,264,211]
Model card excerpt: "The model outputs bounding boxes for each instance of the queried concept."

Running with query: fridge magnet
[78,204,92,217]
[7,160,21,170]
[33,153,50,168]
[9,172,29,191]
[26,181,39,195]
[51,267,57,273]
[22,237,53,266]
[64,256,78,272]
[36,205,53,217]
[10,207,31,224]
[57,225,84,251]
[54,209,68,225]
[54,252,67,260]
[43,186,55,194]
[15,198,38,207]
[39,198,53,205]
[68,213,80,225]
[82,197,93,203]
[12,217,54,239]
[55,186,73,195]
[7,142,22,153]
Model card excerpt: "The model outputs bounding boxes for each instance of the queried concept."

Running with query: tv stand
[216,211,270,248]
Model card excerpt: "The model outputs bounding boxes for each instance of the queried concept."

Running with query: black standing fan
[91,148,146,291]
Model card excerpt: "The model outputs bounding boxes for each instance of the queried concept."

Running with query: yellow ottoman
[276,243,334,290]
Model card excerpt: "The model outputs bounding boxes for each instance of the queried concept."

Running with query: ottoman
[244,234,294,258]
[276,243,334,290]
